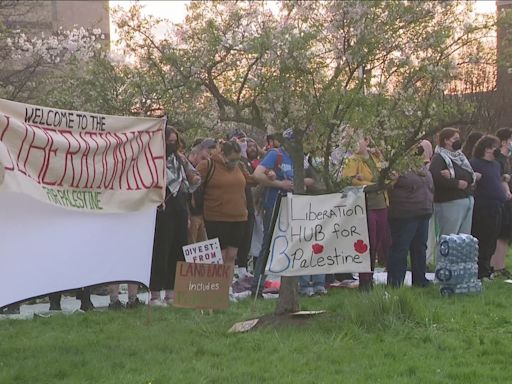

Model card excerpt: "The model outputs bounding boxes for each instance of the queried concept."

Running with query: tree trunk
[274,131,304,315]
[275,275,300,315]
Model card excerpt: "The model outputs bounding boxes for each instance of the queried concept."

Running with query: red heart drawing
[311,243,324,255]
[354,240,368,254]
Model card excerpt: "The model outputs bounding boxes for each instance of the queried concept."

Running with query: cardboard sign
[0,98,166,213]
[182,238,222,264]
[173,262,234,310]
[228,319,259,333]
[266,188,371,276]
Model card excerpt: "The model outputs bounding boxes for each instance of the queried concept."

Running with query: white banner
[266,189,371,276]
[0,191,156,309]
[183,238,223,264]
[0,98,166,213]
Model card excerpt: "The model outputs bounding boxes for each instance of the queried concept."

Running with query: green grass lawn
[1,280,512,384]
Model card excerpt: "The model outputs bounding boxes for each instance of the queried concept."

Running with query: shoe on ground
[149,299,168,307]
[299,287,315,297]
[108,299,125,311]
[313,286,328,295]
[126,298,143,309]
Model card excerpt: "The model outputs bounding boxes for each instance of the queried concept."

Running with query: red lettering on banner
[136,131,155,189]
[40,129,59,185]
[0,116,16,171]
[59,130,81,187]
[147,130,166,189]
[94,132,111,188]
[76,132,91,189]
[102,132,118,190]
[83,132,100,188]
[15,122,31,177]
[1,114,165,193]
[124,132,141,191]
[114,133,128,190]
[22,124,49,182]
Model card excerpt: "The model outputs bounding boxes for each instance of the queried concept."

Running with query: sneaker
[149,299,167,307]
[313,286,328,295]
[163,295,174,305]
[126,298,143,309]
[299,287,314,297]
[108,299,125,311]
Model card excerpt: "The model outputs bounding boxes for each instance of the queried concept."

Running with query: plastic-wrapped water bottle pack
[435,234,481,296]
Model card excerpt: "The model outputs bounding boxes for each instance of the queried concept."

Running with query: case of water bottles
[435,234,482,296]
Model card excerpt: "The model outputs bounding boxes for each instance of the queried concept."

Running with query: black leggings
[472,201,502,279]
[149,192,188,291]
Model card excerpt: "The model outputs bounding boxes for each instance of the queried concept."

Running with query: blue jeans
[387,214,431,287]
[299,275,326,289]
[251,207,274,294]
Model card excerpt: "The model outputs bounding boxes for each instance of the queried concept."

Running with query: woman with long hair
[470,135,508,279]
[429,127,476,237]
[149,127,201,306]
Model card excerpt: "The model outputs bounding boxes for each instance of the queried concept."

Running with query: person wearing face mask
[470,135,508,280]
[196,140,255,267]
[149,127,201,307]
[246,138,263,169]
[490,128,512,278]
[430,127,476,237]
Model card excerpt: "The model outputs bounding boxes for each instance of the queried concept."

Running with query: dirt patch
[253,312,325,330]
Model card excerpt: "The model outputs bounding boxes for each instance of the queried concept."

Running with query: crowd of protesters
[3,126,512,314]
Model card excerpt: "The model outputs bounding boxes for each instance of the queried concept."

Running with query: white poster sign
[0,100,166,308]
[266,189,371,276]
[183,238,223,264]
[0,192,156,309]
[0,98,166,213]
